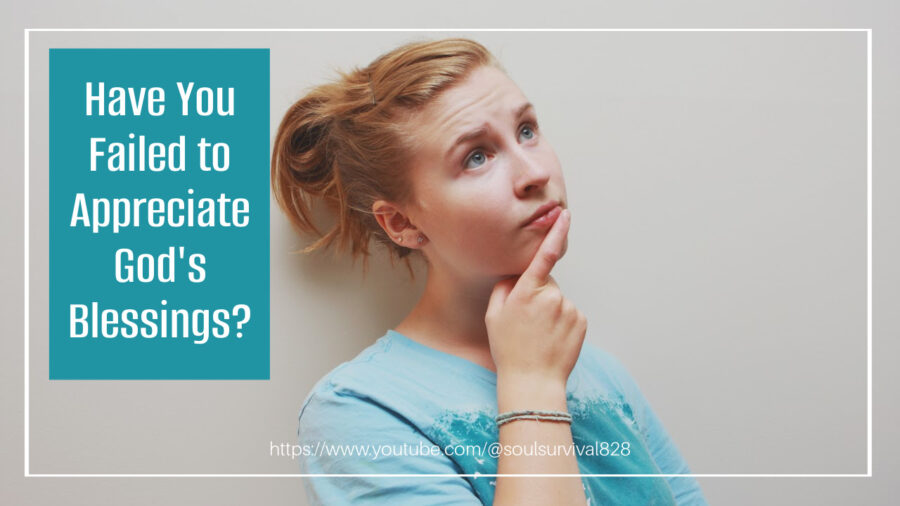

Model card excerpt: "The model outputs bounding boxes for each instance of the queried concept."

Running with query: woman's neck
[394,264,506,372]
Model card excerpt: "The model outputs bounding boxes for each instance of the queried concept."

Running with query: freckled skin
[397,65,568,278]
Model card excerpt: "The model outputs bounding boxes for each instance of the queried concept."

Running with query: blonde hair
[271,37,504,278]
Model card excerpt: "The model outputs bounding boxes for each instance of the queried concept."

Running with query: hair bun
[278,96,335,191]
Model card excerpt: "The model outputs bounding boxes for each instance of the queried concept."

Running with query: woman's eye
[462,124,538,170]
[519,124,537,141]
[464,150,487,170]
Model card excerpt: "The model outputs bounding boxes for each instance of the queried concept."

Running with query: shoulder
[299,333,387,412]
[580,340,622,367]
[297,331,425,434]
[578,340,636,391]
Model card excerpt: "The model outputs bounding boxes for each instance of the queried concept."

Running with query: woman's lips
[523,205,563,229]
[522,200,562,227]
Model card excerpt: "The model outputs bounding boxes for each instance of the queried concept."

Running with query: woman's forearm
[492,373,586,506]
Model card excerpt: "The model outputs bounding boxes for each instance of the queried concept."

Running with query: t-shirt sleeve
[595,347,710,506]
[297,385,483,505]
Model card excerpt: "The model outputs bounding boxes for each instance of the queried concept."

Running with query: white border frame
[23,28,873,479]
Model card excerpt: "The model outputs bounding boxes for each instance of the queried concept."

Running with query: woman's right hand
[485,208,587,387]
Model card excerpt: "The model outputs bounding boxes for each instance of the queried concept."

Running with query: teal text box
[49,48,270,379]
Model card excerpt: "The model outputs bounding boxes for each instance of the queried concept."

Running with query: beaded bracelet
[495,409,572,427]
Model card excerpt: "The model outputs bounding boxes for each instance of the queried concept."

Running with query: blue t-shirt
[297,329,708,505]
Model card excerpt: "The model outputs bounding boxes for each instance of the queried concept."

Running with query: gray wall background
[3,2,898,505]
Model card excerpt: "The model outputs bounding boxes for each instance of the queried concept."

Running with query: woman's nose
[512,148,551,196]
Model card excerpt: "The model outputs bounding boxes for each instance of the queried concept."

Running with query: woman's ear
[372,199,411,246]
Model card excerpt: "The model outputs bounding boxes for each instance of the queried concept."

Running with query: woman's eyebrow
[445,102,535,158]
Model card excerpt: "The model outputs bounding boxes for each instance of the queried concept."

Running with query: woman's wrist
[496,372,569,413]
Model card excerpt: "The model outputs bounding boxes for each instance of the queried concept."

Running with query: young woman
[272,37,708,505]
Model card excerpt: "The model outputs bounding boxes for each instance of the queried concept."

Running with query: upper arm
[298,388,483,505]
[599,350,710,506]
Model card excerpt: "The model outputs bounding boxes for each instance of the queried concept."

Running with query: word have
[85,82,234,117]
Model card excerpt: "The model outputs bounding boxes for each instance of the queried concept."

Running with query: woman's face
[386,64,568,278]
